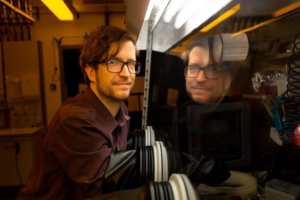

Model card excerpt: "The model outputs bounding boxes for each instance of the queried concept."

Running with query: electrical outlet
[50,84,56,91]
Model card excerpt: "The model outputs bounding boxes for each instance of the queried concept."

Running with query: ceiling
[237,0,299,17]
[31,0,127,14]
[28,0,300,47]
[126,0,300,41]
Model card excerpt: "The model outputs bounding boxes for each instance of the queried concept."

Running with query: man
[182,37,235,105]
[169,36,238,157]
[17,26,140,200]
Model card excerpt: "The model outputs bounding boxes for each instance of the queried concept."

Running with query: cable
[258,152,275,181]
[282,32,300,145]
[52,38,60,81]
[15,142,23,185]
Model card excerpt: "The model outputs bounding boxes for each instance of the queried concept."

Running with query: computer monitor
[186,102,251,169]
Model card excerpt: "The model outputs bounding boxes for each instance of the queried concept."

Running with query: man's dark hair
[181,37,209,66]
[181,36,238,80]
[79,26,139,85]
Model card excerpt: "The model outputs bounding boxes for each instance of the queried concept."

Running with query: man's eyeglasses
[184,65,223,79]
[95,59,141,74]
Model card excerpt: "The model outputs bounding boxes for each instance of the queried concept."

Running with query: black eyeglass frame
[184,65,223,80]
[94,59,141,74]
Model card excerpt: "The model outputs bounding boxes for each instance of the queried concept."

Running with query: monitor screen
[186,102,251,169]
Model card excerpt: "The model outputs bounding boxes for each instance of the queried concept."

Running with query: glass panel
[147,0,300,198]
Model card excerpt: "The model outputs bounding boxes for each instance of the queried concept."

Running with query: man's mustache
[113,80,132,84]
[191,85,211,90]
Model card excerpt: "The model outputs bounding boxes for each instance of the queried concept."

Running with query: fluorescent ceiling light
[174,0,206,29]
[151,0,170,31]
[144,0,157,20]
[164,0,184,23]
[232,1,300,37]
[190,0,232,29]
[41,0,73,21]
[273,1,300,17]
[200,3,240,32]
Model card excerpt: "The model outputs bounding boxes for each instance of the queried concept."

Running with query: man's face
[185,46,231,104]
[95,40,136,102]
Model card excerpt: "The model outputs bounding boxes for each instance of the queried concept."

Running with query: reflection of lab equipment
[281,31,300,146]
[104,133,231,196]
[294,124,300,147]
[265,179,300,200]
[252,70,286,95]
[100,173,198,200]
[186,102,251,169]
[197,171,257,200]
[213,33,249,62]
[255,32,300,147]
[271,96,283,132]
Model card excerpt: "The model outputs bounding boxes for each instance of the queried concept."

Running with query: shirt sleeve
[49,115,111,197]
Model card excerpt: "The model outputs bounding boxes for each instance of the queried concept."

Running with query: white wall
[30,13,126,125]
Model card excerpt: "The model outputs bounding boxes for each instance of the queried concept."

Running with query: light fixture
[163,0,184,23]
[231,1,300,37]
[41,0,73,21]
[144,0,157,21]
[137,0,170,49]
[151,0,170,31]
[190,0,232,29]
[200,3,240,32]
[174,0,206,29]
[152,0,233,52]
[273,1,300,18]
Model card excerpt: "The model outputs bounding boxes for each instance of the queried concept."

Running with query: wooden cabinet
[0,127,45,186]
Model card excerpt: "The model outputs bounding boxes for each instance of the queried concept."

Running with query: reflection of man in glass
[182,38,234,105]
[169,37,238,157]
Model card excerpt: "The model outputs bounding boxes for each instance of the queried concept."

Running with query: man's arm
[50,115,111,198]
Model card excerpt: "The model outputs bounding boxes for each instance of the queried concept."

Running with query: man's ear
[85,65,96,84]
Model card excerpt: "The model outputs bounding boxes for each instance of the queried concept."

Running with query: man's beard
[187,90,224,104]
[95,74,131,102]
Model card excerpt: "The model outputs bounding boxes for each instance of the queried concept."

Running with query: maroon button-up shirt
[17,86,130,200]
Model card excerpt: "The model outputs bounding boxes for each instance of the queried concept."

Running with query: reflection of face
[95,40,136,102]
[185,46,231,104]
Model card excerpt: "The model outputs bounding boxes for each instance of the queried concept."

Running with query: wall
[3,41,43,128]
[30,12,126,125]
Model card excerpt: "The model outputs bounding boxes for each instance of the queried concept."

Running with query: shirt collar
[83,86,130,133]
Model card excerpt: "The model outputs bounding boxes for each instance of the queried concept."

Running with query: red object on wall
[294,124,300,147]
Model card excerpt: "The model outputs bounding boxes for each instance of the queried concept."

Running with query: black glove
[102,150,140,194]
[181,153,231,186]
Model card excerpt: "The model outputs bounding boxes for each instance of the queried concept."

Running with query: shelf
[7,96,40,103]
[263,52,292,61]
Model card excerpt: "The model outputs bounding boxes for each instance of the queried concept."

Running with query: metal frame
[141,20,153,129]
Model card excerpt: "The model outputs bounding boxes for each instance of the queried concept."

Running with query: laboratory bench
[0,126,46,187]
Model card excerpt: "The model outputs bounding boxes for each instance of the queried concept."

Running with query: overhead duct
[72,0,126,13]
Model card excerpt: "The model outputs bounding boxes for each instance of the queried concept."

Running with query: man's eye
[189,66,199,70]
[128,61,136,66]
[108,60,119,65]
[208,66,220,72]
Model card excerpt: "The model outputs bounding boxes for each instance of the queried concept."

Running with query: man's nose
[195,69,207,82]
[119,64,130,77]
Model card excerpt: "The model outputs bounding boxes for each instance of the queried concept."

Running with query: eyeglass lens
[186,66,221,79]
[107,60,140,74]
